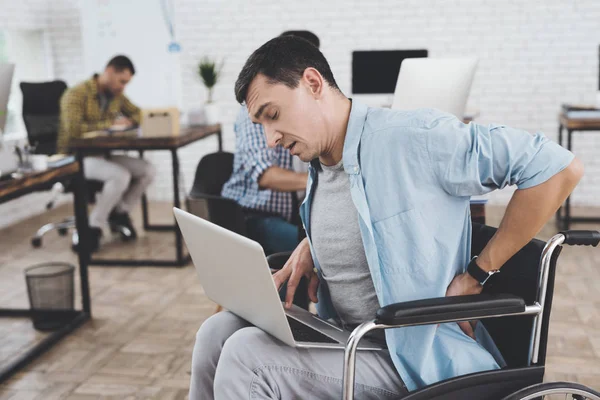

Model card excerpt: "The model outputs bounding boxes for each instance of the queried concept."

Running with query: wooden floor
[0,202,598,399]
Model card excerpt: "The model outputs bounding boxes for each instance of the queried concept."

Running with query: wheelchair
[271,224,600,400]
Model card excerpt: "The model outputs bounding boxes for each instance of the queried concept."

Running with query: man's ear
[302,67,324,99]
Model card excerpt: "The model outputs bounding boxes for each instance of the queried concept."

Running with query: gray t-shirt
[310,160,380,327]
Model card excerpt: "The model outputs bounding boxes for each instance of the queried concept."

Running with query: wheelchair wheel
[501,382,600,400]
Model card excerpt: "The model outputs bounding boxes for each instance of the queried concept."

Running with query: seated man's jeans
[245,215,299,255]
[189,311,407,400]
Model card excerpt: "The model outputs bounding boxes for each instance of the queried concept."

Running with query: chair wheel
[31,237,42,248]
[58,227,68,236]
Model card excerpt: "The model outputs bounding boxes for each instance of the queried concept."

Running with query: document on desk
[47,154,75,168]
[82,128,139,139]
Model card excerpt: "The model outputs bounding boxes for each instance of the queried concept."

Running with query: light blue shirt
[300,100,574,391]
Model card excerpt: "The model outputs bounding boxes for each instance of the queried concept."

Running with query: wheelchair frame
[341,231,599,400]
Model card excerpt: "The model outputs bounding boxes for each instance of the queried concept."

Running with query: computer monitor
[0,63,15,134]
[392,58,478,119]
[351,49,428,95]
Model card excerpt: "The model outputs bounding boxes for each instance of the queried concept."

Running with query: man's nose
[265,126,281,148]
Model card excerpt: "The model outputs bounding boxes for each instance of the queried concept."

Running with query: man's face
[105,67,132,96]
[246,73,325,162]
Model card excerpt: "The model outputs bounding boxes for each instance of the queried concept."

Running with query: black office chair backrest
[190,152,234,196]
[187,151,247,236]
[472,223,559,369]
[20,80,67,155]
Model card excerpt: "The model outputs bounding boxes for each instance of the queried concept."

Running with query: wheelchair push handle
[558,230,600,246]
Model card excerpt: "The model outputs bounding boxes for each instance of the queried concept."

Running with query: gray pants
[189,311,407,400]
[83,155,155,228]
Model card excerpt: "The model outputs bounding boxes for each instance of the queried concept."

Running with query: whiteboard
[80,0,181,108]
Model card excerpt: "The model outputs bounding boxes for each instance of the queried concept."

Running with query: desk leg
[563,130,573,230]
[171,149,185,265]
[218,130,223,152]
[557,124,564,221]
[74,152,92,315]
[558,124,563,147]
[139,150,150,230]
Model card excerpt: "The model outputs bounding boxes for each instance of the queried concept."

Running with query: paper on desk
[82,129,138,139]
[82,130,107,139]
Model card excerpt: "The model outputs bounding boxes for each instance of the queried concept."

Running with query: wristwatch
[467,256,500,286]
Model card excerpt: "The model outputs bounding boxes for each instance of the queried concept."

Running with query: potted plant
[198,57,223,124]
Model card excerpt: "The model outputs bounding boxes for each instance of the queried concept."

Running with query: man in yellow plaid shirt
[58,55,155,252]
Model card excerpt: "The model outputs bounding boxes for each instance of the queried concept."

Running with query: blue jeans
[245,215,299,255]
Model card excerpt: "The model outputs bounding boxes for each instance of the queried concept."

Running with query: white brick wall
[0,0,57,230]
[47,0,83,86]
[2,0,600,228]
[0,0,48,30]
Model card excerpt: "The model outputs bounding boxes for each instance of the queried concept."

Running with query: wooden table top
[69,124,222,152]
[0,161,79,204]
[559,114,600,130]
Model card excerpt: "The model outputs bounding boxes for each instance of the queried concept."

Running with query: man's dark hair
[280,30,320,48]
[235,35,340,104]
[106,55,135,75]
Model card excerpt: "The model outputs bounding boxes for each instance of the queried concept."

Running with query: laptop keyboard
[287,316,339,344]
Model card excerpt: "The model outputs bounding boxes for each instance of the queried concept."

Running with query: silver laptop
[392,58,478,119]
[174,207,384,350]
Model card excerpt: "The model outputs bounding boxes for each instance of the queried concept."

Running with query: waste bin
[25,262,76,331]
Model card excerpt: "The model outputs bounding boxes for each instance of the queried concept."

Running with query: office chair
[186,151,247,235]
[187,151,305,250]
[20,81,131,248]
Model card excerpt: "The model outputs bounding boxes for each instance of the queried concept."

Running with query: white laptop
[173,207,384,350]
[392,57,478,119]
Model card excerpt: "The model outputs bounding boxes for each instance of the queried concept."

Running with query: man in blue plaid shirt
[221,104,307,253]
[220,30,318,254]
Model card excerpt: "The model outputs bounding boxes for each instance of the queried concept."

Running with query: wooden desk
[556,114,600,230]
[70,124,222,152]
[69,124,222,267]
[0,161,92,383]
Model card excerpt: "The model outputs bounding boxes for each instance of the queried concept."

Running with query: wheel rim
[517,388,600,400]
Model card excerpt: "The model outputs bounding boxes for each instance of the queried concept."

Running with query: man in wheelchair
[188,35,589,399]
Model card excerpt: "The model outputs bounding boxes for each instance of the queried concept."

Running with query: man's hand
[112,115,133,127]
[445,272,482,339]
[272,238,319,309]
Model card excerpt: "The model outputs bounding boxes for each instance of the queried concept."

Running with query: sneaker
[108,210,138,240]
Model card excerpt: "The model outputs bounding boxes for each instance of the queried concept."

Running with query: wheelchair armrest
[266,251,293,270]
[375,293,526,326]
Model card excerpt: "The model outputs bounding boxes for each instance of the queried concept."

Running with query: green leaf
[198,56,223,89]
